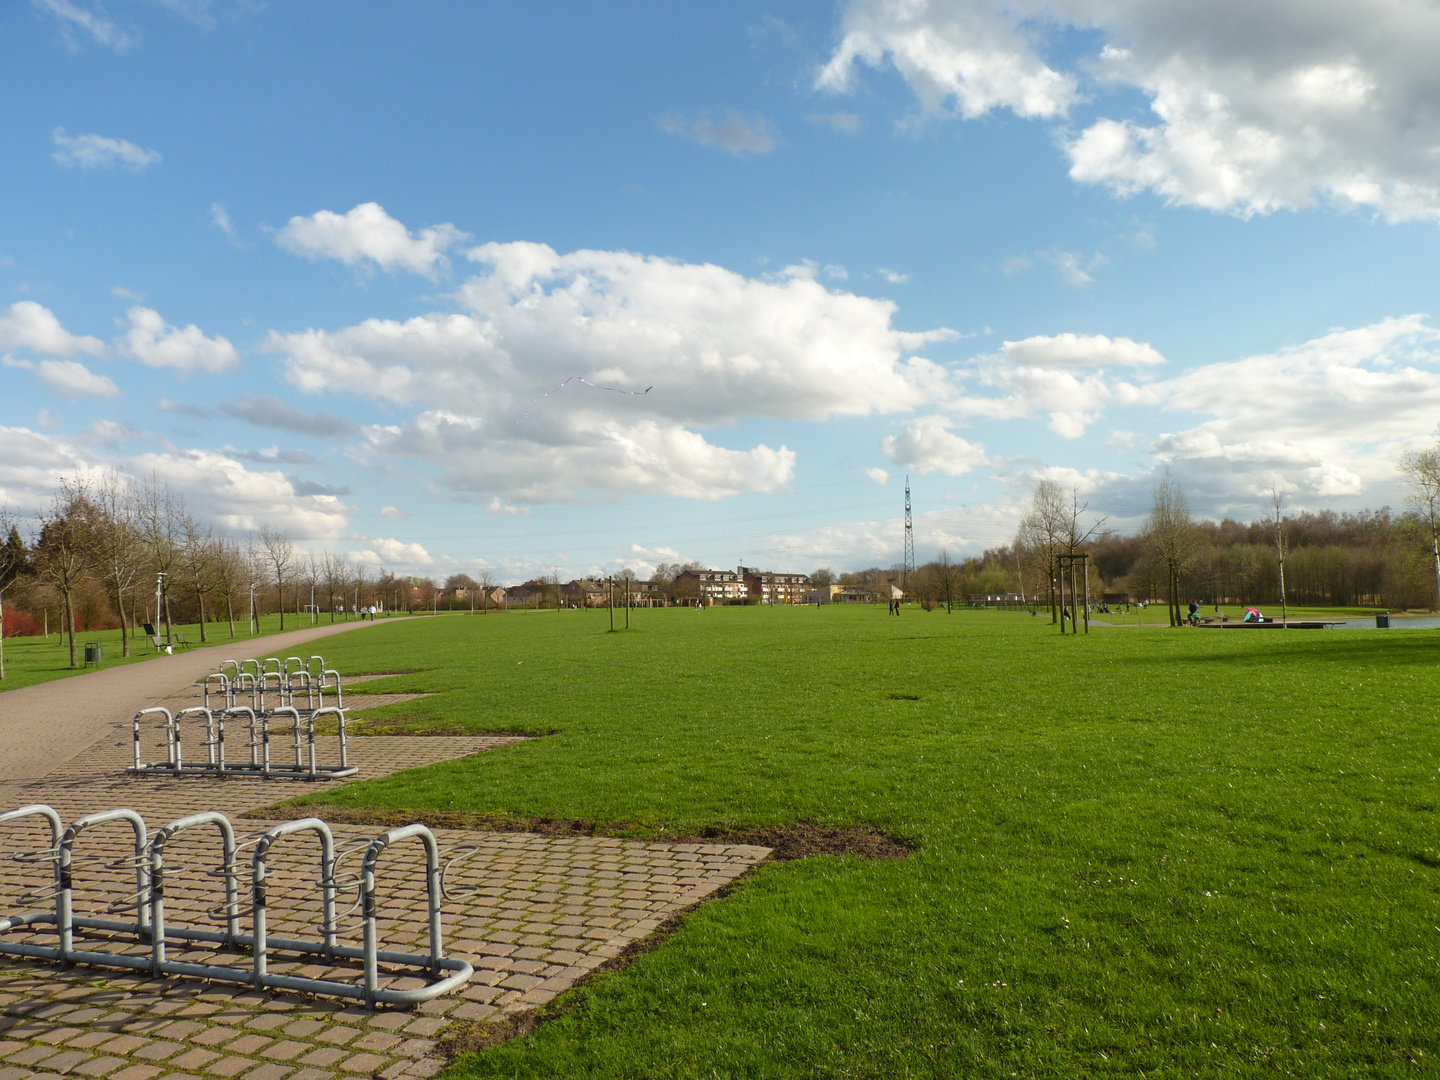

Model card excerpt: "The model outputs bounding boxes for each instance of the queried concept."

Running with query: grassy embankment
[273,605,1435,1077]
[0,612,403,691]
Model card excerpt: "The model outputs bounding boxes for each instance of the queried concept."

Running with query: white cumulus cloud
[824,0,1440,222]
[131,449,354,539]
[274,202,468,277]
[881,415,988,475]
[117,306,241,375]
[0,301,105,357]
[51,128,159,170]
[26,358,122,399]
[1001,333,1166,368]
[265,242,956,502]
[817,0,1078,119]
[352,536,434,567]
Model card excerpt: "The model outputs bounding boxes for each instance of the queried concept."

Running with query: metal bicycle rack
[126,655,359,781]
[127,705,356,780]
[0,805,474,1007]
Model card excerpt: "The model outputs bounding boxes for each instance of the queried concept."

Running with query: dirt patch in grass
[251,804,913,861]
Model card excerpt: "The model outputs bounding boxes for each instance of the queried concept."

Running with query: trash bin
[84,642,103,666]
[1376,614,1390,628]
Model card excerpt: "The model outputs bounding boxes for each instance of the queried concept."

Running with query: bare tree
[180,512,219,643]
[352,559,370,618]
[0,509,32,680]
[935,549,965,613]
[1271,483,1290,627]
[259,525,295,631]
[1399,435,1440,607]
[136,475,186,643]
[322,551,346,623]
[212,539,246,638]
[92,471,146,657]
[1146,471,1198,627]
[33,476,99,668]
[1016,479,1068,622]
[297,554,321,625]
[245,535,265,634]
[477,568,495,614]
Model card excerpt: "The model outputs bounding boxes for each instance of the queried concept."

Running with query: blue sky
[4,0,1440,582]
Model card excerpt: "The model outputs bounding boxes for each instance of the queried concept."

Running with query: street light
[154,572,167,643]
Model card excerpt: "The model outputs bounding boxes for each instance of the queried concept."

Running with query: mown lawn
[279,606,1438,1077]
[0,612,399,691]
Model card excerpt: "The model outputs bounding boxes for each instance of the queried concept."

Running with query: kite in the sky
[514,376,653,424]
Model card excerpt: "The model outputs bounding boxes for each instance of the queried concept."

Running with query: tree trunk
[226,596,235,638]
[278,583,285,630]
[116,586,131,658]
[195,587,208,643]
[0,589,7,680]
[1431,523,1440,609]
[1279,561,1287,628]
[63,588,77,667]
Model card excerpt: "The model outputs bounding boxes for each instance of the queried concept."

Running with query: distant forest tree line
[889,462,1440,622]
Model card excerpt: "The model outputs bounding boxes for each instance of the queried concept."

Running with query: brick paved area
[0,676,770,1079]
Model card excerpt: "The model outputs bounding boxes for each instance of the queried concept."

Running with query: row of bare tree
[0,472,403,678]
[1003,456,1440,623]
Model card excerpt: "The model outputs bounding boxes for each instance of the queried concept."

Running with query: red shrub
[2,608,43,638]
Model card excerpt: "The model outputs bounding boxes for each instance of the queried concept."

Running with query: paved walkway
[0,626,770,1080]
[0,620,401,787]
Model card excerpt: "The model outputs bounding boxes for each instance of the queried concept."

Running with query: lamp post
[155,572,167,644]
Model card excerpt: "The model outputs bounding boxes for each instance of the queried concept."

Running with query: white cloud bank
[822,0,1440,222]
[274,202,468,277]
[132,449,354,539]
[266,238,957,502]
[926,314,1440,516]
[51,128,159,170]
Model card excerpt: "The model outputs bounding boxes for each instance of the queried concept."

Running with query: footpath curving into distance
[0,619,401,789]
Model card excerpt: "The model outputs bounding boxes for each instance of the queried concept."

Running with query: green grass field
[0,612,399,691]
[270,608,1434,1075]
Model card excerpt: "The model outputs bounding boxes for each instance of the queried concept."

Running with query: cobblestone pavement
[0,679,770,1079]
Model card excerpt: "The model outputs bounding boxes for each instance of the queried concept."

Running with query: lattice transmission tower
[903,475,915,590]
